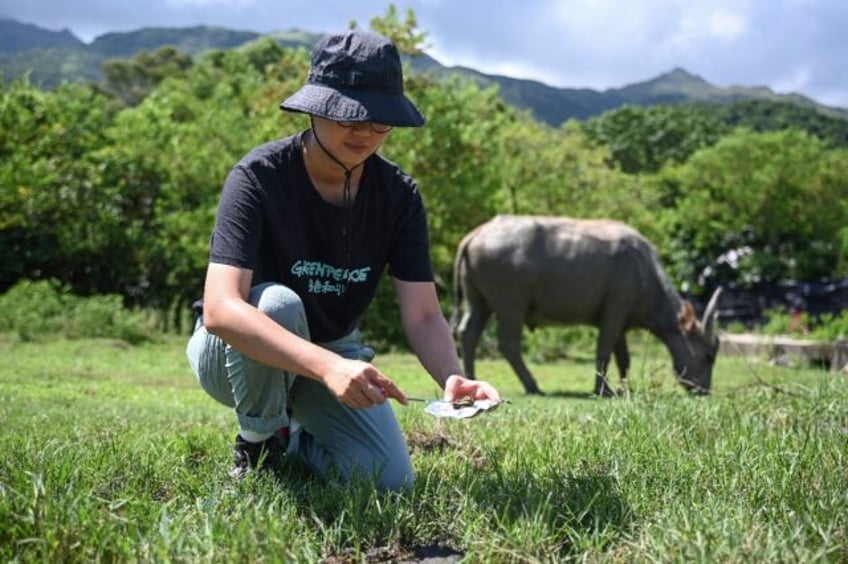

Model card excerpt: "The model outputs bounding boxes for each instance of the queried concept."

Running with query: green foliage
[0,38,301,333]
[0,279,65,340]
[584,99,848,176]
[101,46,193,106]
[813,312,848,341]
[839,226,848,278]
[0,279,155,343]
[497,120,656,229]
[0,46,102,89]
[715,99,848,147]
[582,103,728,173]
[759,307,848,342]
[367,4,430,56]
[361,275,406,351]
[758,307,814,337]
[0,78,129,295]
[387,75,514,276]
[65,294,157,344]
[652,128,848,290]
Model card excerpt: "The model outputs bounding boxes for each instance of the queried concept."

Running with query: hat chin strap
[308,117,366,209]
[309,117,365,266]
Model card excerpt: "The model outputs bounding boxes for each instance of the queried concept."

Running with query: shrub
[808,311,848,342]
[0,279,156,344]
[759,306,848,342]
[66,294,156,345]
[0,279,67,341]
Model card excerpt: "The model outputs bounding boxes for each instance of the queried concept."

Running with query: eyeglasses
[336,121,393,134]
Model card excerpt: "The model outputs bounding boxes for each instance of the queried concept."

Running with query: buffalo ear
[678,301,697,332]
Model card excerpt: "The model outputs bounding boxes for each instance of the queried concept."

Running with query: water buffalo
[451,215,721,396]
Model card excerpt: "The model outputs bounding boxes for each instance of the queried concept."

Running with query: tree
[0,79,127,295]
[98,40,309,330]
[102,46,193,106]
[715,99,848,147]
[498,120,650,225]
[653,128,848,290]
[582,104,728,174]
[367,4,429,56]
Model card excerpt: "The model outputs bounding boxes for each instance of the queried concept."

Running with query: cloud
[666,8,748,48]
[705,10,748,40]
[164,0,253,6]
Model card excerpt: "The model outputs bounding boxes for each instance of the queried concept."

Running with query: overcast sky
[2,0,846,108]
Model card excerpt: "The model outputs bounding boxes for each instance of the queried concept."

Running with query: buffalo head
[674,287,722,394]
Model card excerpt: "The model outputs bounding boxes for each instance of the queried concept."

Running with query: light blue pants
[186,282,414,491]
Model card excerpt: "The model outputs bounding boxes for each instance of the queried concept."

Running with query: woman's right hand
[323,358,408,408]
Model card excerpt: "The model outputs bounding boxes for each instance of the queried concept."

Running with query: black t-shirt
[208,131,434,342]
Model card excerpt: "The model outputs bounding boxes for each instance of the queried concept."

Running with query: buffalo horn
[702,287,723,342]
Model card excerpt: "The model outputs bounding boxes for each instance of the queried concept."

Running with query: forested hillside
[2,16,847,124]
[0,18,83,53]
[2,10,847,342]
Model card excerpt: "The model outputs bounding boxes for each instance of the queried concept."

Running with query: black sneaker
[229,431,287,479]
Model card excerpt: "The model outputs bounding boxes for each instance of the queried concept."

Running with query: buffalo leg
[496,317,543,395]
[594,360,616,397]
[595,322,625,397]
[613,336,630,393]
[456,301,491,381]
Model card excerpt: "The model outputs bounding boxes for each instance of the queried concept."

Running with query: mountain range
[2,17,846,125]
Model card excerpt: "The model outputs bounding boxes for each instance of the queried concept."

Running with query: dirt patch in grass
[405,427,454,454]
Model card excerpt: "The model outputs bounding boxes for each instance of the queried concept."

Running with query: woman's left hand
[443,374,501,404]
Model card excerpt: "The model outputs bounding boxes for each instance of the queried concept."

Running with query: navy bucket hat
[280,29,425,127]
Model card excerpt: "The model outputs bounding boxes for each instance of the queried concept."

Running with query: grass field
[2,333,846,562]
